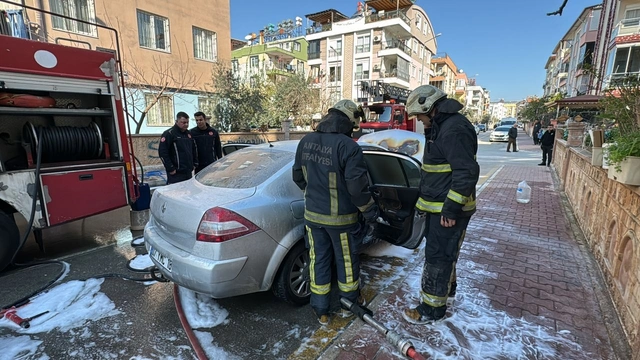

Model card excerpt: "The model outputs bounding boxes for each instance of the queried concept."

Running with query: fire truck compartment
[0,89,123,171]
[40,166,128,226]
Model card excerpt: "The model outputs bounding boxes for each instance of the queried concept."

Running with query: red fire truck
[352,80,424,139]
[0,30,138,270]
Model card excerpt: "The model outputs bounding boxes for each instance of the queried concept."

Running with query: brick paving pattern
[322,165,619,360]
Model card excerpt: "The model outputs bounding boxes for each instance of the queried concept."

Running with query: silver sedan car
[490,125,512,142]
[144,140,425,304]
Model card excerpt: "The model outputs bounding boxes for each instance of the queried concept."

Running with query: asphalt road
[0,128,542,359]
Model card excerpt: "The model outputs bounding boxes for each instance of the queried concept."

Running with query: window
[308,40,321,59]
[145,93,174,127]
[293,41,301,52]
[589,9,601,30]
[231,59,239,73]
[413,39,418,53]
[250,56,259,68]
[415,15,422,30]
[297,60,304,75]
[578,42,595,69]
[356,34,370,53]
[137,10,170,51]
[197,149,293,188]
[611,46,640,74]
[329,64,342,82]
[193,27,217,61]
[419,44,425,59]
[49,0,96,36]
[625,8,640,20]
[355,62,369,80]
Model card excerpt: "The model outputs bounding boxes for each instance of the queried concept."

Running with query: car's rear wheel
[272,242,310,305]
[0,211,20,271]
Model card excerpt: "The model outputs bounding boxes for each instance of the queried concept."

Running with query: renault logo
[161,203,167,213]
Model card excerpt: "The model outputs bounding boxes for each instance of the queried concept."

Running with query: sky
[230,0,600,102]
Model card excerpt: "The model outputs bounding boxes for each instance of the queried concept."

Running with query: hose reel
[23,122,104,163]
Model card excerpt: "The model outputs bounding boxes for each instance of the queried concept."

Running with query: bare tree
[124,41,200,134]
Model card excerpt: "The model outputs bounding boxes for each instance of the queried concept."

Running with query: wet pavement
[315,155,630,359]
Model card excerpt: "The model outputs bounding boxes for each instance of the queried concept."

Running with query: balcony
[265,62,298,77]
[379,67,410,88]
[377,40,411,61]
[455,86,466,94]
[365,10,411,37]
[306,23,332,35]
[308,51,321,60]
[610,18,640,45]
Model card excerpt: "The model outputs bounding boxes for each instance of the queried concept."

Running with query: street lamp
[421,33,442,85]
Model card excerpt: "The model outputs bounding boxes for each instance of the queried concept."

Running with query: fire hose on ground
[341,298,427,360]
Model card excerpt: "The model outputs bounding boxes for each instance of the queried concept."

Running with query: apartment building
[430,53,458,97]
[232,32,308,85]
[304,0,438,104]
[595,0,640,91]
[543,4,602,97]
[0,0,231,133]
[454,71,468,105]
[465,85,488,121]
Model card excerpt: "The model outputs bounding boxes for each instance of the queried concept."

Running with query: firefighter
[292,99,379,326]
[190,111,222,174]
[158,111,199,184]
[402,85,479,324]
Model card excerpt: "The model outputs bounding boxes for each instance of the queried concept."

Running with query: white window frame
[355,34,371,54]
[137,10,170,52]
[145,93,174,127]
[49,0,97,36]
[293,41,301,52]
[354,61,370,80]
[193,26,217,62]
[329,63,342,83]
[415,15,422,30]
[413,39,418,53]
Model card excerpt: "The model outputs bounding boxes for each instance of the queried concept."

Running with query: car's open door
[362,150,425,249]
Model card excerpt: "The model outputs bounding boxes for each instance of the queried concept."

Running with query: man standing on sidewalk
[402,85,479,324]
[539,124,556,167]
[507,123,518,152]
[532,120,542,145]
[190,111,222,174]
[158,112,198,184]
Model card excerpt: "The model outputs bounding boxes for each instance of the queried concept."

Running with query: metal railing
[306,23,332,35]
[365,10,410,26]
[308,51,321,60]
[381,40,411,55]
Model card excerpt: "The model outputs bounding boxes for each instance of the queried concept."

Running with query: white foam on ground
[128,254,154,271]
[193,331,241,360]
[178,287,230,329]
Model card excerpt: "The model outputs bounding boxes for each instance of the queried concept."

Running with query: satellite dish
[244,34,252,40]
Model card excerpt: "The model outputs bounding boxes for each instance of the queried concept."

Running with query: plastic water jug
[516,180,531,204]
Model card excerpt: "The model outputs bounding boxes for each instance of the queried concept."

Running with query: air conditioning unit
[373,35,381,42]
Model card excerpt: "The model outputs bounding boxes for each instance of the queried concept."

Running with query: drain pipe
[340,298,427,360]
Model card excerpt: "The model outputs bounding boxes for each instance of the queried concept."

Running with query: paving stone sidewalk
[321,165,626,360]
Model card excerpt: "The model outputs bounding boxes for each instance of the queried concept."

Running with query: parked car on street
[499,118,517,127]
[490,125,512,142]
[144,140,426,304]
[478,124,486,132]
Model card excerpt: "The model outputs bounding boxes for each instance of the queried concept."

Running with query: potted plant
[607,130,640,186]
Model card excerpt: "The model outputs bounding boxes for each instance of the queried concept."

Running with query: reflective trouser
[305,222,361,316]
[420,214,470,308]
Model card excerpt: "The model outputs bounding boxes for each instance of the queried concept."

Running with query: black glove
[362,204,379,224]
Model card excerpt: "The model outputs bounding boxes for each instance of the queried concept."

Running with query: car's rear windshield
[501,120,516,126]
[495,126,511,131]
[196,148,292,188]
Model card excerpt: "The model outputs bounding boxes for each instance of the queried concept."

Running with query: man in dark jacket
[539,124,556,167]
[158,112,198,184]
[507,123,518,152]
[190,111,222,174]
[532,120,542,145]
[292,99,379,326]
[402,85,479,324]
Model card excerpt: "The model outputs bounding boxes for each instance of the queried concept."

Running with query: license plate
[362,128,375,134]
[149,246,172,272]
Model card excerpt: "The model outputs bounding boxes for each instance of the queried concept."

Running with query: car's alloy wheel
[0,211,20,271]
[272,242,311,305]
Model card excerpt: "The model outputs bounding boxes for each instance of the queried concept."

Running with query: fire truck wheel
[0,211,20,271]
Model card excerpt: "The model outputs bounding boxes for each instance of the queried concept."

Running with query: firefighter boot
[339,294,367,318]
[402,303,446,325]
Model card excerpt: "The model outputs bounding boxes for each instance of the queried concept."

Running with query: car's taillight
[196,207,260,242]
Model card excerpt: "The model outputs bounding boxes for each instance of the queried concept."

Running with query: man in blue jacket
[403,85,479,324]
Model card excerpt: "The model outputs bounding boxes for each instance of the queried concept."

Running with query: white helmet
[331,99,365,124]
[406,85,447,116]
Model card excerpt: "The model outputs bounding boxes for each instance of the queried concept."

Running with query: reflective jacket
[416,99,479,219]
[158,125,198,175]
[292,110,374,228]
[190,125,222,169]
